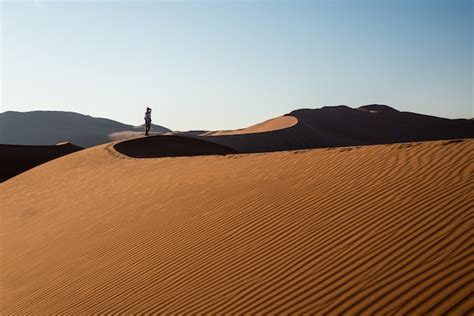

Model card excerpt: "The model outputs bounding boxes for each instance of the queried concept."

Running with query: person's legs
[145,122,150,136]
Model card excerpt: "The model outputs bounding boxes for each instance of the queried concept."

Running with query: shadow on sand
[114,135,238,158]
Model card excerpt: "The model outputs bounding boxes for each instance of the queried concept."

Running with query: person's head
[146,107,151,112]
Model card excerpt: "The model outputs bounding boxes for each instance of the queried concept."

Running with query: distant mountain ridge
[2,105,473,151]
[0,111,171,147]
[195,104,474,153]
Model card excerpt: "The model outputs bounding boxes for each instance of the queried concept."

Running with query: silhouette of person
[144,107,152,136]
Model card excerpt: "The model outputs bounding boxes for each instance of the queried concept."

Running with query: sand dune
[0,142,82,182]
[196,105,474,153]
[202,115,298,136]
[1,139,472,314]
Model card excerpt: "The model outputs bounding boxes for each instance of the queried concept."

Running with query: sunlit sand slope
[1,139,472,314]
[202,115,298,136]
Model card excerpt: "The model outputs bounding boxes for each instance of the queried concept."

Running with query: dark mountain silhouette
[3,105,473,159]
[0,111,171,147]
[0,142,83,182]
[193,104,474,153]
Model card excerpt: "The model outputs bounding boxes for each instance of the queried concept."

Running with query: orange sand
[1,139,472,314]
[202,115,298,136]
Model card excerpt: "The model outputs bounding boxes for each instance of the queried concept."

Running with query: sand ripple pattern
[1,140,472,314]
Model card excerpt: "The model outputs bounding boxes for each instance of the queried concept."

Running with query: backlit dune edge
[202,115,298,136]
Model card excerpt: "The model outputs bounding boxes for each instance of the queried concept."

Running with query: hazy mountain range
[0,111,171,147]
[194,104,474,153]
[1,105,473,151]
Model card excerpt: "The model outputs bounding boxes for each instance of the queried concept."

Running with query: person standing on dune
[144,107,152,136]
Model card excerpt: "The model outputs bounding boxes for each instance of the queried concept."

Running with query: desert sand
[1,138,472,314]
[202,115,298,136]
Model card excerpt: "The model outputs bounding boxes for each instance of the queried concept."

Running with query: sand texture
[1,139,472,314]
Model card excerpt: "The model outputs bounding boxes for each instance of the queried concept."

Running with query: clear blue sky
[1,0,472,130]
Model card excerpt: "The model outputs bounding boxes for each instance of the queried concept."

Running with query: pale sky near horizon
[1,0,472,130]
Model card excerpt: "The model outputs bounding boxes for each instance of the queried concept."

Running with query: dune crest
[1,139,472,314]
[202,115,298,136]
[195,105,474,153]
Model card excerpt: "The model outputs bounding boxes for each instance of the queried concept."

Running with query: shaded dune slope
[108,130,164,142]
[0,142,83,182]
[197,105,474,153]
[114,135,238,158]
[1,139,472,314]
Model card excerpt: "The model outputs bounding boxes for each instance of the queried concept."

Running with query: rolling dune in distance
[201,115,298,136]
[1,138,472,314]
[197,105,474,153]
